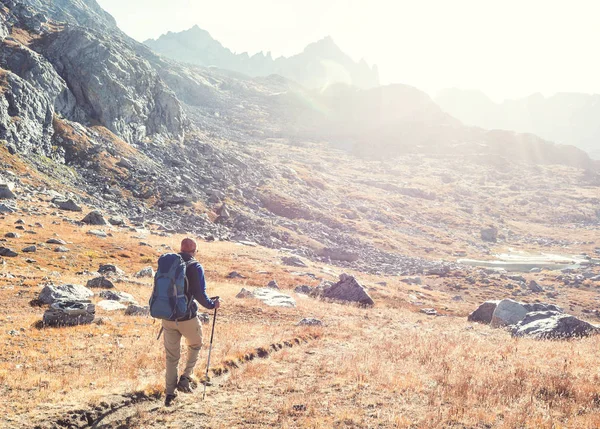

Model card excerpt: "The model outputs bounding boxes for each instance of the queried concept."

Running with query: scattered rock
[528,280,544,293]
[54,246,70,253]
[108,216,125,226]
[0,203,16,213]
[321,248,359,262]
[282,256,308,267]
[0,182,16,199]
[97,300,127,311]
[22,245,36,253]
[82,210,108,225]
[87,229,108,238]
[86,277,115,289]
[0,247,18,257]
[298,318,323,326]
[468,300,499,324]
[43,301,95,327]
[47,238,67,245]
[99,290,137,303]
[4,232,19,238]
[38,284,94,304]
[236,288,253,299]
[267,280,279,289]
[125,305,149,316]
[227,271,246,279]
[134,267,154,278]
[53,198,82,212]
[401,277,422,285]
[98,264,124,276]
[252,288,296,307]
[420,308,437,316]
[322,273,374,306]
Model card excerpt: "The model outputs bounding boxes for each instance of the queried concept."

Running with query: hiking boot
[177,375,197,393]
[164,393,177,407]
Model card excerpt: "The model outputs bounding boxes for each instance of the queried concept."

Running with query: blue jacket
[180,252,216,320]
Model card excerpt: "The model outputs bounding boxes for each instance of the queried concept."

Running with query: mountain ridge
[144,26,380,90]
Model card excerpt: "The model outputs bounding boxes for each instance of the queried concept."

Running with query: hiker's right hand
[214,298,221,309]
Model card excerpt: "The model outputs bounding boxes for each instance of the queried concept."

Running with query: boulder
[53,198,82,212]
[86,277,114,289]
[43,301,95,327]
[125,304,149,316]
[39,284,94,304]
[236,288,253,299]
[0,182,16,199]
[0,203,16,213]
[528,280,544,293]
[47,238,67,245]
[99,290,137,303]
[468,300,499,324]
[134,266,154,278]
[87,229,108,238]
[0,247,18,257]
[490,299,528,327]
[523,303,563,313]
[282,256,307,267]
[267,280,280,289]
[298,318,323,326]
[321,248,360,262]
[22,245,36,253]
[5,232,19,238]
[323,274,374,306]
[108,216,125,226]
[480,226,498,242]
[97,300,127,311]
[54,246,70,252]
[82,210,108,225]
[98,264,124,276]
[512,312,599,339]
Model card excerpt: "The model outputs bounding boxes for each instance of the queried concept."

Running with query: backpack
[149,253,192,321]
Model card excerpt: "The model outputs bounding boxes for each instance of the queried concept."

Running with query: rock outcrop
[322,274,374,306]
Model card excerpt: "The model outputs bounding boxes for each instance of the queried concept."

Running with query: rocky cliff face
[145,26,380,90]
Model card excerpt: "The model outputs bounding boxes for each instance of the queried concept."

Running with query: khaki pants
[162,317,203,395]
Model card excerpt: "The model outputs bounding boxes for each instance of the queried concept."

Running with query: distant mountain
[144,26,379,90]
[435,89,600,159]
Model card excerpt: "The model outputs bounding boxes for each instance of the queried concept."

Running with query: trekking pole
[203,297,219,400]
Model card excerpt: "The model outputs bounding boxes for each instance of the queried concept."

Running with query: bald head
[180,238,197,254]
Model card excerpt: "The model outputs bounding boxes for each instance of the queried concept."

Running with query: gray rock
[4,232,19,238]
[528,280,544,293]
[227,271,246,279]
[480,226,498,242]
[420,308,437,316]
[512,312,599,339]
[99,290,136,303]
[323,273,374,306]
[82,210,108,225]
[0,203,16,213]
[468,300,499,324]
[53,198,82,212]
[523,303,564,313]
[22,245,36,253]
[0,247,17,257]
[98,264,124,276]
[401,277,422,285]
[47,238,67,245]
[43,301,95,327]
[491,299,528,327]
[294,285,313,295]
[125,304,150,316]
[87,229,108,238]
[236,288,253,299]
[38,284,94,304]
[86,277,115,289]
[134,266,154,278]
[108,216,125,226]
[282,256,307,267]
[54,246,69,253]
[297,318,323,326]
[0,182,16,199]
[97,300,127,311]
[267,280,279,289]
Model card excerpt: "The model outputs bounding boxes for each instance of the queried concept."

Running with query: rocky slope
[436,88,600,159]
[145,26,380,90]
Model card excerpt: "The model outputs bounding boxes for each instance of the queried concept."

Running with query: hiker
[160,238,220,407]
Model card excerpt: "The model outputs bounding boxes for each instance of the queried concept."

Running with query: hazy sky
[97,0,600,101]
